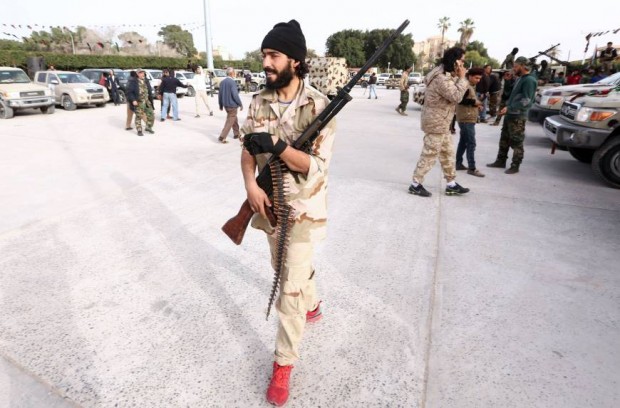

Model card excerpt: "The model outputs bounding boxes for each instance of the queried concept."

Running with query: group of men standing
[122,67,240,138]
[408,46,538,197]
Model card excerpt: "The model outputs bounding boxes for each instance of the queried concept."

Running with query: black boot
[505,165,519,174]
[486,159,506,168]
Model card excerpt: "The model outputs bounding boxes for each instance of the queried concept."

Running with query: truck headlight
[540,95,564,106]
[575,107,616,122]
[74,88,87,94]
[0,91,20,98]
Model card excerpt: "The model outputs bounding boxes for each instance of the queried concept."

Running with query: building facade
[413,35,458,70]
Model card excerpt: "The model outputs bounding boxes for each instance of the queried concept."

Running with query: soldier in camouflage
[501,47,519,70]
[487,56,537,174]
[408,46,470,197]
[396,66,412,115]
[126,69,154,136]
[239,20,335,407]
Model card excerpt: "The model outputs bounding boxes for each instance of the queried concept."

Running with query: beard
[265,64,295,90]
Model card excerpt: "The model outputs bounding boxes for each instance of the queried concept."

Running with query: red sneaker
[306,301,323,323]
[266,362,293,406]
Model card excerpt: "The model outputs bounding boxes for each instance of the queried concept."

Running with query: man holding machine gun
[239,19,335,406]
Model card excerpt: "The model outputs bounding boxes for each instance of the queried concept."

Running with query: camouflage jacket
[420,66,468,134]
[241,84,336,243]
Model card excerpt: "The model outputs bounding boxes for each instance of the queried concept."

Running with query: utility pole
[203,0,214,70]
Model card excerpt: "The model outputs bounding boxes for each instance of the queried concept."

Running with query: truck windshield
[0,70,31,84]
[58,73,91,84]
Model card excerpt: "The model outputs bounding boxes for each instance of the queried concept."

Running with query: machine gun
[530,43,574,71]
[222,20,411,245]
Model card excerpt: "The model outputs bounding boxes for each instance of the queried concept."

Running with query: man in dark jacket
[487,69,501,117]
[475,64,491,122]
[126,69,155,136]
[487,57,537,174]
[159,69,187,121]
[107,70,122,105]
[491,70,515,126]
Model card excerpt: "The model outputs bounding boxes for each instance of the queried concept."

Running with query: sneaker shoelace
[272,365,292,388]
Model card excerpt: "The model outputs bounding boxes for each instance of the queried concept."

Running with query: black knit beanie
[261,20,307,62]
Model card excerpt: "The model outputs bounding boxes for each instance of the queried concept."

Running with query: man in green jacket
[487,56,537,174]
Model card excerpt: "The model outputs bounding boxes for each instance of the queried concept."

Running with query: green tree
[0,39,27,51]
[457,19,475,48]
[466,41,489,59]
[158,25,197,57]
[363,29,415,70]
[325,29,366,67]
[437,16,451,56]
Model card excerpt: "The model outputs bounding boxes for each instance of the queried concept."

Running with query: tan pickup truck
[34,70,109,110]
[544,90,620,188]
[0,67,55,119]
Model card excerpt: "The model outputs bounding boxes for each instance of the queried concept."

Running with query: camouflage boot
[505,165,519,174]
[486,159,506,168]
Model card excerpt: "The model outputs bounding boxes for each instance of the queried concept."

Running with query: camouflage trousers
[135,101,154,132]
[267,235,318,366]
[497,116,526,166]
[489,91,500,117]
[413,132,456,184]
[398,90,409,111]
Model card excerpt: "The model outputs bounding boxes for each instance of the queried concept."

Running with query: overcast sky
[2,0,618,65]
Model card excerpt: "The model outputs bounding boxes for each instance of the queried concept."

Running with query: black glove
[243,132,288,156]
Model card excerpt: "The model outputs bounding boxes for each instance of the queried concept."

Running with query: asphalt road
[1,86,618,407]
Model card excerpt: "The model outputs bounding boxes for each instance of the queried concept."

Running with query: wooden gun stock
[222,199,277,245]
[222,200,254,245]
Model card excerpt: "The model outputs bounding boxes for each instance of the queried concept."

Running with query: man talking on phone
[408,46,470,197]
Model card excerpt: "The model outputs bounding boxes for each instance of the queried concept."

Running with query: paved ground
[0,86,618,408]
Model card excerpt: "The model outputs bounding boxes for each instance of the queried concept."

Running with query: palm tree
[458,19,475,48]
[437,17,451,56]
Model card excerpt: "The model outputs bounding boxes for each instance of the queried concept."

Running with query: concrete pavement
[0,86,618,407]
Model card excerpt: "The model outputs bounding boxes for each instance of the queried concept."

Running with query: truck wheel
[591,136,620,189]
[117,90,126,104]
[186,86,195,97]
[61,94,76,111]
[0,100,14,119]
[250,83,258,92]
[568,147,594,163]
[40,104,55,115]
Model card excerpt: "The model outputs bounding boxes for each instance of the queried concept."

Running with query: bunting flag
[0,20,206,43]
[587,27,620,38]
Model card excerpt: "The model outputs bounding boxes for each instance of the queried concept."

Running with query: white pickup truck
[0,67,55,119]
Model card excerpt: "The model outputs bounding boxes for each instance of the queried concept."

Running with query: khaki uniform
[241,84,335,366]
[413,66,468,184]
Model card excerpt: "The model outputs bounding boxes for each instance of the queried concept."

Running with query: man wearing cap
[239,19,335,406]
[126,69,155,136]
[487,56,537,174]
